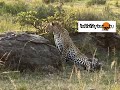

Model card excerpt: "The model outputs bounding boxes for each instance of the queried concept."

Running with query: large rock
[70,32,120,51]
[0,32,62,73]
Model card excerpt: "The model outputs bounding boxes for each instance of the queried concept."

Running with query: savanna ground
[0,0,120,90]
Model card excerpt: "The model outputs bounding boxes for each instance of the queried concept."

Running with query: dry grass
[0,14,36,33]
[0,65,120,90]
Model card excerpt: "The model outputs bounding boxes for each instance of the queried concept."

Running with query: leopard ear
[52,21,59,26]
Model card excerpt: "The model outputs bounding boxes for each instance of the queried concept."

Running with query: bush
[17,5,109,34]
[17,11,44,33]
[17,11,38,26]
[42,0,50,4]
[87,0,106,6]
[0,1,5,7]
[36,5,56,19]
[64,0,73,2]
[17,5,56,33]
[59,8,108,32]
[115,1,119,7]
[42,0,73,3]
[46,8,77,33]
[42,0,57,4]
[17,5,56,24]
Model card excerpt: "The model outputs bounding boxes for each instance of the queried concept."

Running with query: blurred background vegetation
[0,0,120,34]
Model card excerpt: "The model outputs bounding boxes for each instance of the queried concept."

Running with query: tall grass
[0,65,120,90]
[0,1,28,15]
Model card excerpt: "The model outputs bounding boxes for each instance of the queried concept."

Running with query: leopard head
[45,22,63,34]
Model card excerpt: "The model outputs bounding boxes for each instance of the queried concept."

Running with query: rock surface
[71,32,120,50]
[0,32,62,73]
[70,32,120,63]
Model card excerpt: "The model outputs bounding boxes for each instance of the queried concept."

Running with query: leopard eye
[51,22,55,26]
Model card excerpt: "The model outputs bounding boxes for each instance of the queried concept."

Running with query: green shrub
[17,5,56,33]
[47,8,77,33]
[64,0,73,2]
[17,5,56,26]
[60,8,108,32]
[0,1,5,7]
[115,1,119,7]
[0,1,5,15]
[17,4,110,34]
[42,0,73,3]
[87,0,106,6]
[36,5,56,19]
[42,0,50,4]
[17,11,37,26]
[42,0,57,4]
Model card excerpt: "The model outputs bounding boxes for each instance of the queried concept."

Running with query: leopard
[45,22,102,71]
